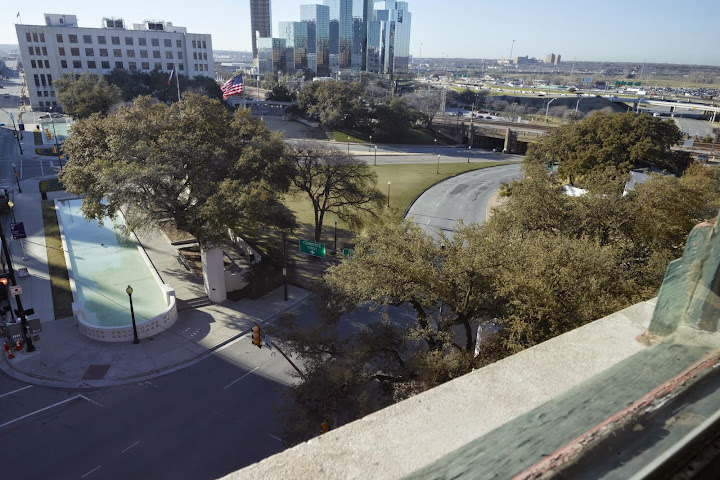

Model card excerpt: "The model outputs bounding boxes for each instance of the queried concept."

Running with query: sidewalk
[0,176,311,388]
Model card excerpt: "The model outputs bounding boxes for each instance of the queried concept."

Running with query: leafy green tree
[187,75,223,100]
[525,111,686,180]
[372,98,411,139]
[289,142,384,241]
[297,80,369,128]
[265,85,296,102]
[60,94,296,247]
[54,72,122,118]
[103,69,151,101]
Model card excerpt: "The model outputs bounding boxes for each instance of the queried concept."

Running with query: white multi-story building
[16,14,213,111]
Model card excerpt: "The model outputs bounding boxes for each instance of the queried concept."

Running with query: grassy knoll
[41,199,74,319]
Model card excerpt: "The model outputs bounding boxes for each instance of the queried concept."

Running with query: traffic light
[251,324,262,348]
[13,130,17,138]
[0,276,9,303]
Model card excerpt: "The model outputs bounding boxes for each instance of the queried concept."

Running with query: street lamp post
[467,145,471,163]
[347,135,350,154]
[369,135,372,152]
[11,163,22,193]
[282,232,288,301]
[332,218,338,255]
[374,145,377,166]
[387,181,391,208]
[545,97,557,123]
[48,106,62,170]
[126,285,140,344]
[6,113,23,155]
[434,138,437,155]
[436,154,440,174]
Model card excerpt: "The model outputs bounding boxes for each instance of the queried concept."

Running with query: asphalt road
[0,333,299,480]
[406,163,523,237]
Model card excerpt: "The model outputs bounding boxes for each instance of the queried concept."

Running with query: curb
[0,290,311,390]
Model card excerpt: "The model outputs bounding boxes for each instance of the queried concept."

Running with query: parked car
[696,154,709,163]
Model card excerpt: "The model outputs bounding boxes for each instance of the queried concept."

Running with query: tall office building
[352,0,373,71]
[300,4,330,77]
[324,0,353,72]
[279,21,308,73]
[250,0,272,60]
[16,13,213,111]
[257,37,286,75]
[554,54,561,65]
[546,53,556,64]
[366,1,411,74]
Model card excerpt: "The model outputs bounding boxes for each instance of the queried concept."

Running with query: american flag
[221,74,244,99]
[167,68,175,85]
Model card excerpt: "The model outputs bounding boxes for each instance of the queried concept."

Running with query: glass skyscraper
[366,0,411,74]
[324,0,353,72]
[300,4,330,77]
[279,21,308,73]
[250,0,272,61]
[257,37,287,75]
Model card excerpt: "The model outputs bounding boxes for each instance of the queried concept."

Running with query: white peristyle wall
[202,247,227,303]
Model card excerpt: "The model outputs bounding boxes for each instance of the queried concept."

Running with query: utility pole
[0,221,34,352]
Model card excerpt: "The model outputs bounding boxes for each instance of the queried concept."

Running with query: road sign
[683,139,694,148]
[9,285,22,296]
[342,248,354,257]
[10,222,26,239]
[17,267,29,278]
[264,334,273,350]
[299,239,326,258]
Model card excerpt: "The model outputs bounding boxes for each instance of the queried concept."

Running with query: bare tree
[405,89,443,127]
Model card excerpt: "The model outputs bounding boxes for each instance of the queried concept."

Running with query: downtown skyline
[2,0,719,66]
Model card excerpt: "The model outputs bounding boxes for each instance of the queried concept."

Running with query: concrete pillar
[202,247,227,303]
[504,128,513,154]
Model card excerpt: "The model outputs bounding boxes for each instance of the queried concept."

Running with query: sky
[2,0,719,65]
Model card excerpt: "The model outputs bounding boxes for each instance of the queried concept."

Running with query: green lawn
[333,127,451,145]
[41,200,74,319]
[281,161,511,250]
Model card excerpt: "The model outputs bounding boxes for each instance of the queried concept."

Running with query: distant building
[301,4,331,77]
[278,21,308,73]
[16,13,213,111]
[545,53,555,64]
[324,0,353,73]
[249,0,272,61]
[513,56,537,65]
[366,0,412,74]
[554,54,561,65]
[257,37,287,75]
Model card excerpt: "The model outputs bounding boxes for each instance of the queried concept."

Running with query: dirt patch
[161,221,196,245]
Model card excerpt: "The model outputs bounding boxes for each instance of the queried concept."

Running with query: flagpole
[176,71,181,102]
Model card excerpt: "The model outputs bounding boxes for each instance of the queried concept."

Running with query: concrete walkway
[0,173,310,389]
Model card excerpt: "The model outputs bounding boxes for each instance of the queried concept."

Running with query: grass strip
[41,200,73,319]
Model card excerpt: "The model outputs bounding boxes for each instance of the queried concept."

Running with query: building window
[35,47,41,55]
[167,63,174,71]
[34,74,40,86]
[153,50,161,58]
[113,49,122,57]
[193,52,197,60]
[192,40,197,48]
[194,64,198,71]
[111,36,120,45]
[87,61,96,69]
[98,36,106,44]
[115,61,124,69]
[60,60,68,68]
[58,47,65,56]
[40,33,45,42]
[101,61,110,69]
[85,48,94,56]
[165,51,173,59]
[33,33,39,42]
[151,38,159,47]
[25,33,32,42]
[125,37,133,45]
[164,39,172,47]
[41,74,47,86]
[44,91,49,97]
[129,62,137,71]
[71,48,80,56]
[176,39,182,48]
[39,101,44,108]
[41,46,48,55]
[203,52,207,60]
[28,46,34,56]
[141,62,150,70]
[31,60,37,68]
[202,40,207,48]
[139,37,147,46]
[47,74,53,86]
[179,63,184,71]
[44,60,50,68]
[100,48,109,57]
[56,34,63,43]
[140,50,148,58]
[69,34,78,43]
[37,90,42,96]
[73,60,82,68]
[83,35,92,44]
[178,52,183,59]
[154,62,162,70]
[127,50,135,57]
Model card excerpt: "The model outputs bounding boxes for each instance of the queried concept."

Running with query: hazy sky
[2,1,719,65]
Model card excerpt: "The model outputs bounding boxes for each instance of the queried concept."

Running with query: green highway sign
[342,248,354,257]
[299,239,326,258]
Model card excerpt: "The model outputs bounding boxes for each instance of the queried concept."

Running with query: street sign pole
[0,221,34,352]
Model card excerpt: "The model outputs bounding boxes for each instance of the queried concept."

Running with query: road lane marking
[224,366,261,390]
[0,394,103,429]
[0,385,32,398]
[267,434,282,442]
[79,395,104,407]
[121,441,140,454]
[81,465,102,478]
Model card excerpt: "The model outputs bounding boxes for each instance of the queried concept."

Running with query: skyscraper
[324,0,353,72]
[250,0,272,60]
[366,1,411,74]
[301,4,330,77]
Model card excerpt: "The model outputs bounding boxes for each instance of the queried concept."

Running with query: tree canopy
[60,93,296,246]
[296,80,369,128]
[103,69,223,103]
[289,142,384,241]
[525,112,686,180]
[54,72,122,118]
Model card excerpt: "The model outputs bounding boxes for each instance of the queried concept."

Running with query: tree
[103,69,151,101]
[54,72,122,118]
[60,93,296,247]
[265,85,296,102]
[404,89,443,127]
[525,111,686,181]
[186,75,223,100]
[297,80,369,128]
[289,142,384,241]
[372,97,411,139]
